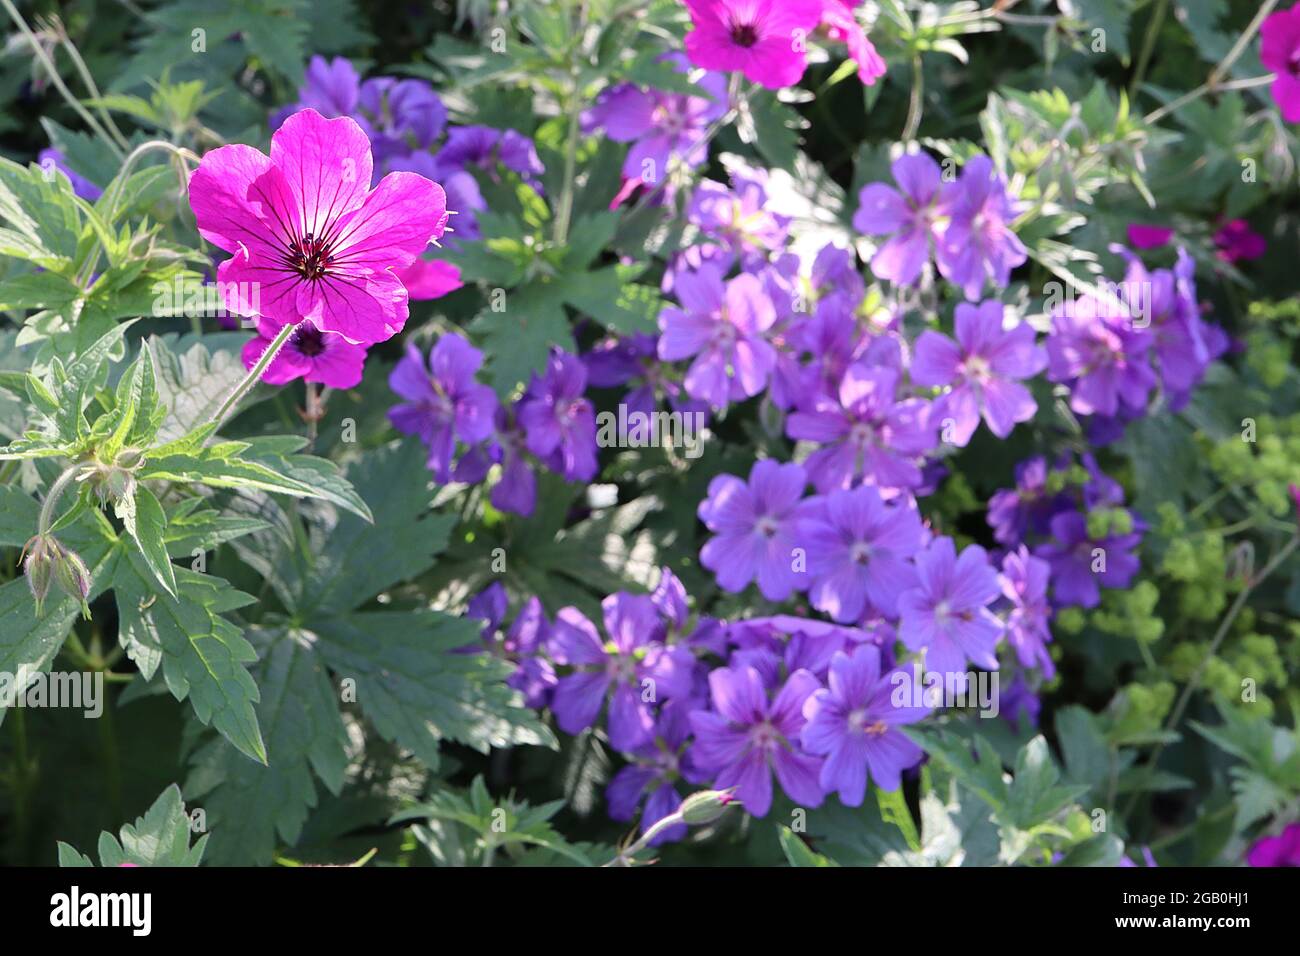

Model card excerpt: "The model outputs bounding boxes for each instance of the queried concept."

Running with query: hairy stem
[210,322,297,430]
[37,465,84,537]
[0,0,123,159]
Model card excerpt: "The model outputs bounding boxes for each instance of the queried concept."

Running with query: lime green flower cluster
[1159,532,1229,621]
[1204,413,1300,518]
[1092,580,1164,644]
[1244,329,1291,389]
[1166,632,1286,718]
[1110,681,1176,741]
[1086,505,1134,540]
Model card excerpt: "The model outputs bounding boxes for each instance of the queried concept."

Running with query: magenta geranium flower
[911,299,1047,446]
[1213,219,1267,263]
[684,0,825,89]
[395,259,463,300]
[1126,224,1173,249]
[1261,5,1300,123]
[821,1,886,85]
[241,318,367,389]
[189,108,448,345]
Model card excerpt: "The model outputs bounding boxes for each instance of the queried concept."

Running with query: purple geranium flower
[698,459,812,601]
[912,299,1046,446]
[801,645,929,804]
[607,699,706,845]
[999,546,1055,678]
[689,665,824,817]
[388,333,498,481]
[1046,292,1157,418]
[898,537,1003,680]
[548,594,694,751]
[688,169,791,263]
[786,363,936,494]
[1035,511,1141,609]
[358,77,447,160]
[853,152,948,286]
[657,265,777,408]
[502,596,557,708]
[583,53,728,184]
[437,125,545,183]
[937,155,1028,300]
[986,456,1072,547]
[37,148,102,201]
[518,350,599,482]
[799,485,925,623]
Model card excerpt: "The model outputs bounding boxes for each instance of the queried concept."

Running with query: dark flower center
[288,231,335,281]
[729,20,760,48]
[293,324,327,357]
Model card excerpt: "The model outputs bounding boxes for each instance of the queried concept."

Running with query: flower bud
[21,535,55,617]
[677,788,736,826]
[53,543,92,619]
[21,534,91,619]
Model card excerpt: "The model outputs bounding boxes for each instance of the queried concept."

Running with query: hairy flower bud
[21,534,91,619]
[21,535,55,617]
[677,788,736,826]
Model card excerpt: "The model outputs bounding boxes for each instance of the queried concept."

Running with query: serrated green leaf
[113,552,264,762]
[186,629,348,866]
[313,610,555,768]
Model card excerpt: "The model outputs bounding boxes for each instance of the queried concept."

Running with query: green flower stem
[0,0,123,160]
[902,51,924,141]
[46,16,130,151]
[37,465,84,538]
[209,322,297,430]
[1144,0,1281,125]
[1129,0,1170,98]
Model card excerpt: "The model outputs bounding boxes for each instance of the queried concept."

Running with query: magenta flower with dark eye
[241,318,367,389]
[1261,5,1300,123]
[189,108,448,345]
[683,0,826,90]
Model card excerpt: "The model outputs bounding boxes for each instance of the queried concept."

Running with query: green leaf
[124,485,178,599]
[313,610,556,769]
[778,826,839,866]
[0,272,82,312]
[59,784,208,866]
[53,319,136,441]
[473,280,575,395]
[140,438,371,521]
[296,440,452,614]
[113,552,265,763]
[186,629,348,866]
